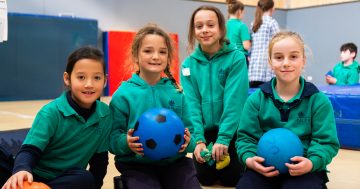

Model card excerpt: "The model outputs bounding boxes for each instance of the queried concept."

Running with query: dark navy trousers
[35,168,96,189]
[1,146,95,189]
[192,128,244,187]
[115,157,201,189]
[236,169,328,189]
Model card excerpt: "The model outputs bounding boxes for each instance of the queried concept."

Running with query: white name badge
[182,68,190,76]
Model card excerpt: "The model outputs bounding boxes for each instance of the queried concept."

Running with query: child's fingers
[262,169,279,177]
[128,136,140,143]
[127,129,134,135]
[184,128,190,136]
[183,133,190,143]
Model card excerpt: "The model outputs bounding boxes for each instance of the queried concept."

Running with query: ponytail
[252,0,274,33]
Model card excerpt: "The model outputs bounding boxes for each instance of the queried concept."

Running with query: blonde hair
[268,31,305,59]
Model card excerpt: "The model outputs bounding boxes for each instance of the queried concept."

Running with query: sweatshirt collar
[128,73,171,87]
[190,42,235,63]
[260,77,319,101]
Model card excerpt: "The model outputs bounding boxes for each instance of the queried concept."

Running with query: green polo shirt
[226,18,251,55]
[23,92,112,179]
[333,60,359,85]
[236,78,339,172]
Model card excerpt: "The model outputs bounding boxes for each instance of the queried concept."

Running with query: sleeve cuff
[241,152,256,165]
[195,137,206,145]
[215,137,231,147]
[185,136,196,153]
[309,156,323,172]
[119,135,133,155]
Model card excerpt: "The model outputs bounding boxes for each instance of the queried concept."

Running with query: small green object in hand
[199,142,230,169]
[200,142,215,166]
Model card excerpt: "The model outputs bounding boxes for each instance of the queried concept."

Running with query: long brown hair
[187,5,227,53]
[252,0,274,33]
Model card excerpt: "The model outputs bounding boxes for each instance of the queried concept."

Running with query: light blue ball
[133,108,185,160]
[257,128,303,174]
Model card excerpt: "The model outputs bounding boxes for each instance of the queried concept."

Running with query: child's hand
[127,129,144,156]
[246,156,279,177]
[325,75,337,84]
[178,128,190,153]
[212,143,228,162]
[194,143,207,163]
[285,156,313,176]
[1,170,33,189]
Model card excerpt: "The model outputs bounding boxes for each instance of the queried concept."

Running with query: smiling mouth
[149,63,162,65]
[83,91,95,95]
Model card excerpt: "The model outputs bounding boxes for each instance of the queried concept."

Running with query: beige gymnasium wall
[198,0,360,9]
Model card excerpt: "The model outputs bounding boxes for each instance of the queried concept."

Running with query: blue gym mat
[0,128,29,156]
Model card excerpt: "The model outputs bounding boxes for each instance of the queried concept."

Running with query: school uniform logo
[218,69,226,85]
[167,99,183,116]
[296,112,310,124]
[168,99,175,108]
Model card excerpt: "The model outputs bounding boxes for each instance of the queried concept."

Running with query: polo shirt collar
[56,92,109,124]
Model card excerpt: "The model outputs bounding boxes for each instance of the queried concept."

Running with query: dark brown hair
[340,42,357,59]
[66,46,105,76]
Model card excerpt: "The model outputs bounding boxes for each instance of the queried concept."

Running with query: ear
[350,52,356,59]
[268,58,274,70]
[303,55,307,68]
[63,72,70,87]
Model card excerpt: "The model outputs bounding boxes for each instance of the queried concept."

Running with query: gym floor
[1,97,359,189]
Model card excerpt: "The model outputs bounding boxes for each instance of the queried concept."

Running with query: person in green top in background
[1,46,112,189]
[181,5,248,187]
[226,0,251,66]
[109,24,201,189]
[236,31,339,189]
[326,42,359,85]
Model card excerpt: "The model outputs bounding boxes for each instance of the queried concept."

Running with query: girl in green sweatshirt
[109,24,201,189]
[181,5,248,187]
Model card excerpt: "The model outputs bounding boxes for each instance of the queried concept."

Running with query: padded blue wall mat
[319,85,360,150]
[0,13,98,101]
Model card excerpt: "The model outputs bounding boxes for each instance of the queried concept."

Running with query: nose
[85,79,93,87]
[202,26,209,34]
[282,58,290,67]
[152,51,160,59]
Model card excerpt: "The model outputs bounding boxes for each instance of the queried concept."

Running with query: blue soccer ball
[133,108,185,160]
[257,128,303,174]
